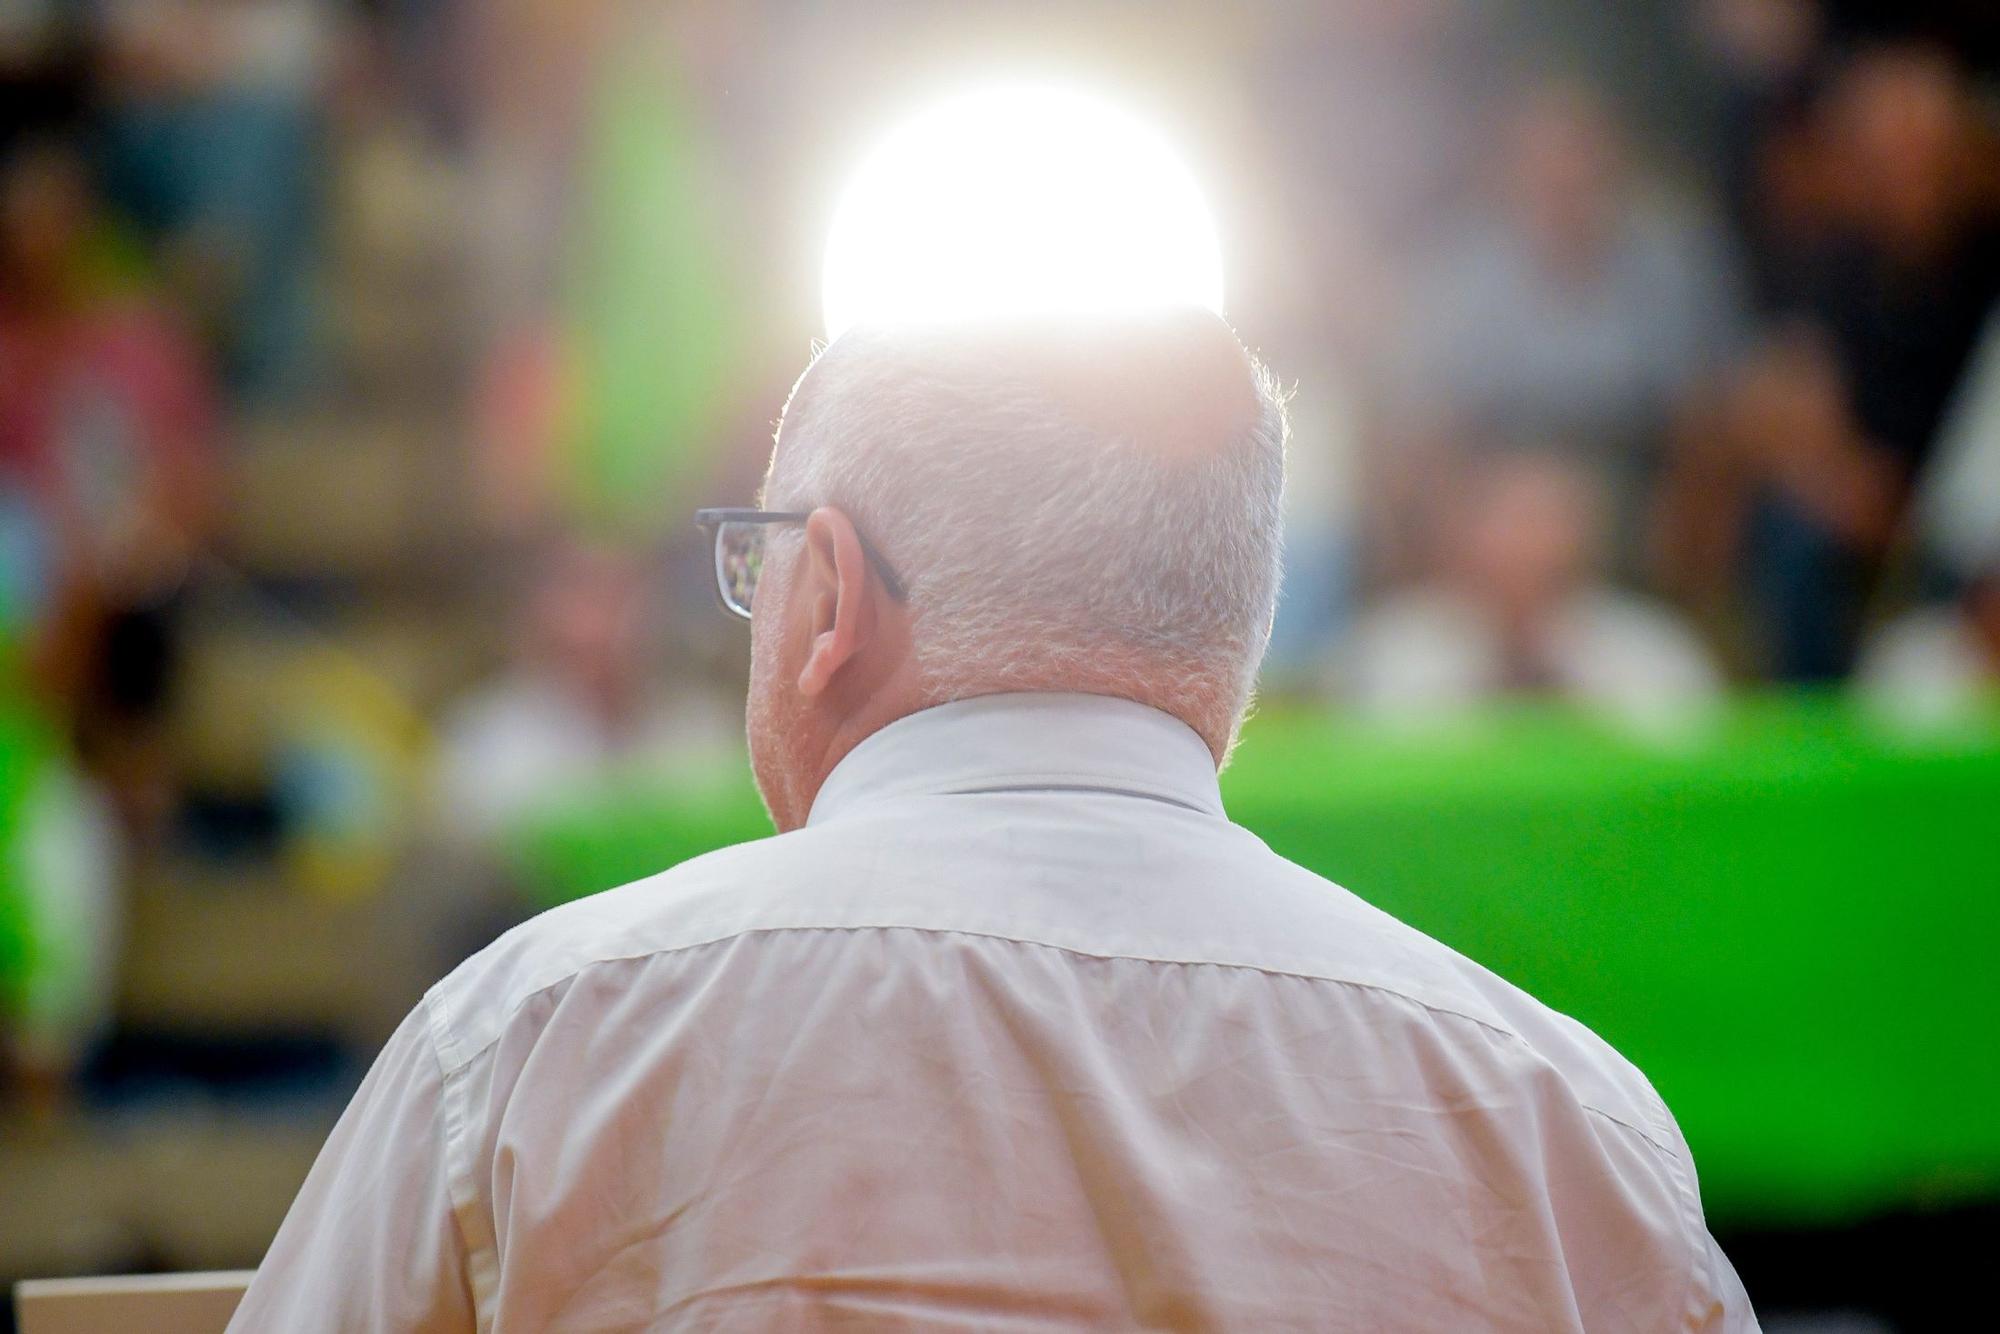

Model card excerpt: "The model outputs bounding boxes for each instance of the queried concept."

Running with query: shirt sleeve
[1694,1225,1760,1332]
[228,1000,477,1333]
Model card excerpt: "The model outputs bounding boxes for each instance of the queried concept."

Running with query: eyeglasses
[694,508,908,620]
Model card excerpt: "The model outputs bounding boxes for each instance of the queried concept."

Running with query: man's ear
[796,506,876,697]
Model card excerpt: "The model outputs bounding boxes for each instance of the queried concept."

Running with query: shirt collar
[806,692,1225,827]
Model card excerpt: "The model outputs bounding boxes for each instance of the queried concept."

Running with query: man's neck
[792,656,930,830]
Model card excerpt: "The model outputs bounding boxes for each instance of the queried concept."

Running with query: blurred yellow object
[273,651,430,904]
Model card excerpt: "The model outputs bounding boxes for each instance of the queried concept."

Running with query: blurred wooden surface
[15,1270,251,1334]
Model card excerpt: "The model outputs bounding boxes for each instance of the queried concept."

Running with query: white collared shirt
[232,693,1755,1332]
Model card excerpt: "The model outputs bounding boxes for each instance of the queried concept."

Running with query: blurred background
[1,1,1997,1329]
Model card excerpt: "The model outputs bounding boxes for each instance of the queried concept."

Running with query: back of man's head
[764,308,1288,749]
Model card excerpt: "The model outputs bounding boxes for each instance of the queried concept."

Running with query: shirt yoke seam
[435,921,1678,1155]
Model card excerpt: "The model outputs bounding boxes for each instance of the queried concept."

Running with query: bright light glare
[822,84,1225,339]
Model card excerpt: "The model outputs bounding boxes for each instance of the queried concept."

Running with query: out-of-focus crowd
[1,0,1998,1223]
[1255,0,2000,734]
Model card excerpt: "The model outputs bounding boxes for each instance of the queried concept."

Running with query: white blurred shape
[822,83,1225,339]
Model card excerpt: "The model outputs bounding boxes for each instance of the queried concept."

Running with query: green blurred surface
[1223,695,2000,1226]
[453,695,1996,1224]
[560,49,744,536]
[0,698,60,1025]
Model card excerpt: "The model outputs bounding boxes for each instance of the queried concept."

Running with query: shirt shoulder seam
[420,992,500,1322]
[433,921,1680,1158]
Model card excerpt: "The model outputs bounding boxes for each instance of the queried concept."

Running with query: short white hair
[764,312,1288,743]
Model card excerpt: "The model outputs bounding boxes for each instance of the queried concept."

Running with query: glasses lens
[714,521,765,618]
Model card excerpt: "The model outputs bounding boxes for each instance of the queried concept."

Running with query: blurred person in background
[1804,42,2000,484]
[0,139,157,1113]
[1856,550,2000,726]
[434,539,737,851]
[94,0,336,399]
[1393,76,1744,506]
[1656,326,1899,683]
[1255,318,1361,687]
[1340,449,1721,730]
[1241,4,1498,685]
[0,1,89,157]
[235,312,1751,1331]
[1674,39,2000,680]
[429,537,736,971]
[1696,0,1835,314]
[0,138,216,840]
[1247,0,1492,347]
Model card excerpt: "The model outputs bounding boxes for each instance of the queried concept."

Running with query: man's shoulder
[1245,849,1683,1153]
[420,804,1677,1155]
[423,826,837,1074]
